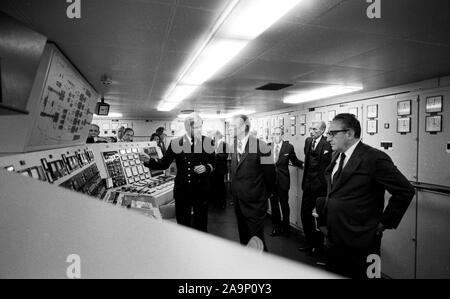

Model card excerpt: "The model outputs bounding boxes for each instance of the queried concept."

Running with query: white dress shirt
[331,139,361,181]
[237,134,249,155]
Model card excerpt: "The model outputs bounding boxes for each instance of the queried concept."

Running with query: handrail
[410,181,450,195]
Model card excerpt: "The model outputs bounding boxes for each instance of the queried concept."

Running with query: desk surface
[0,169,338,279]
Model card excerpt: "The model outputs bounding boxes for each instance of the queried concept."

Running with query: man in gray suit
[230,114,271,250]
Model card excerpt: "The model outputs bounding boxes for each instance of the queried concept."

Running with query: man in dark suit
[230,114,271,250]
[268,127,303,237]
[139,114,215,232]
[319,113,414,278]
[299,121,332,254]
[211,130,229,209]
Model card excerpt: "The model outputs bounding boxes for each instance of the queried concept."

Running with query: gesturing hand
[139,152,151,164]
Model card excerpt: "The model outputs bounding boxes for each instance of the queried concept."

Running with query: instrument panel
[0,141,173,220]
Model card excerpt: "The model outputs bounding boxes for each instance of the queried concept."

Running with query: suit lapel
[330,142,364,193]
[231,138,238,173]
[276,141,287,165]
[316,136,326,156]
[305,138,312,157]
[326,152,339,194]
[270,142,275,164]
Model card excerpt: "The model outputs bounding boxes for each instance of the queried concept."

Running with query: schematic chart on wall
[27,46,98,149]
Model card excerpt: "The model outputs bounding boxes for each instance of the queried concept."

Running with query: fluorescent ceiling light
[157,101,179,112]
[94,112,123,118]
[162,0,301,111]
[166,85,199,103]
[177,109,256,120]
[181,38,248,85]
[219,0,303,39]
[283,85,363,104]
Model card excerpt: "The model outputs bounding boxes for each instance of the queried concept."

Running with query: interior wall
[92,118,172,142]
[251,76,450,278]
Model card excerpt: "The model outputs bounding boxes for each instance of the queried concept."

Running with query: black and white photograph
[1,0,450,283]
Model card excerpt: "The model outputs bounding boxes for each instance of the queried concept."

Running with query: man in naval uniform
[139,113,215,232]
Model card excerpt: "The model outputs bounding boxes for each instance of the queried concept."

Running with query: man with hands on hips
[317,113,414,278]
[139,113,215,232]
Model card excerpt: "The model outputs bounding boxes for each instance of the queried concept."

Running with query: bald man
[86,124,108,143]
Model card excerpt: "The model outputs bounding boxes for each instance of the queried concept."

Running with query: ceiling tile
[336,41,450,72]
[295,65,386,85]
[166,6,223,53]
[263,25,392,65]
[231,60,318,82]
[312,0,450,44]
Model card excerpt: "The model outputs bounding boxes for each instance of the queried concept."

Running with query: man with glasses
[139,113,215,232]
[268,127,304,237]
[298,121,332,255]
[318,113,414,278]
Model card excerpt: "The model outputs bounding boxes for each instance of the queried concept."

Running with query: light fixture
[181,39,249,85]
[158,0,303,111]
[219,0,303,40]
[157,101,179,112]
[177,109,256,120]
[283,85,363,104]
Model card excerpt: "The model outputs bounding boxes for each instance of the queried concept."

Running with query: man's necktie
[237,139,242,162]
[274,144,280,163]
[311,139,316,151]
[332,153,346,185]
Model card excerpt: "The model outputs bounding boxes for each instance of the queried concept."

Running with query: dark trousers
[269,185,290,230]
[326,235,382,279]
[301,183,326,248]
[212,172,227,207]
[234,202,268,251]
[175,187,208,232]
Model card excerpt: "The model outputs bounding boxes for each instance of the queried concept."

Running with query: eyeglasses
[326,129,349,137]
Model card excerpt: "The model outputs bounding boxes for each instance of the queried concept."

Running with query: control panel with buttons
[102,151,127,187]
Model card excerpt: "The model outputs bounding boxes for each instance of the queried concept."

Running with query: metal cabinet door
[361,95,419,278]
[416,190,450,278]
[416,88,450,278]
